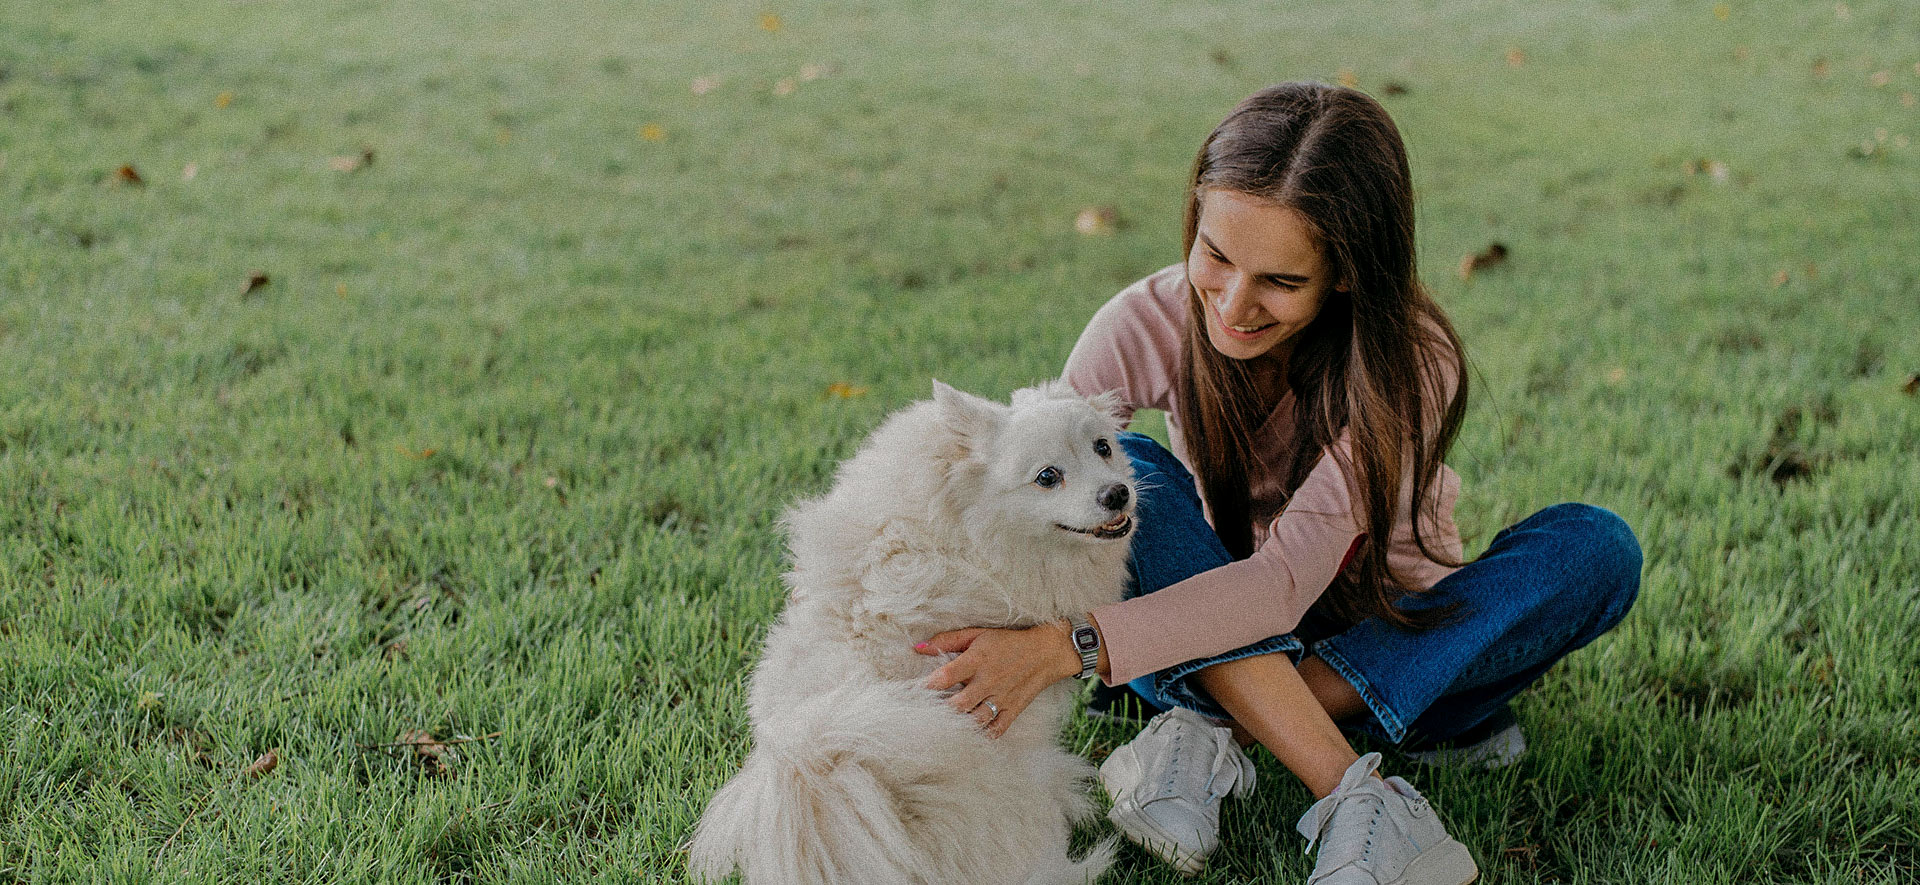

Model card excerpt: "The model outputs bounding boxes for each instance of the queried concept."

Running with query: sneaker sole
[1099,748,1208,876]
[1383,837,1478,885]
[1404,722,1527,771]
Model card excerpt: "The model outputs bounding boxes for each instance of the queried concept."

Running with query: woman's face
[1186,189,1338,363]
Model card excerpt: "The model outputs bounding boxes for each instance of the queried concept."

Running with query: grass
[1,0,1916,881]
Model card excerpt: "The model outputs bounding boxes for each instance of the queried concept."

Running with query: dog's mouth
[1056,513,1134,540]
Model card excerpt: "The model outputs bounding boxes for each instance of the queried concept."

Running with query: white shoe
[1295,753,1478,885]
[1403,706,1526,771]
[1099,707,1256,875]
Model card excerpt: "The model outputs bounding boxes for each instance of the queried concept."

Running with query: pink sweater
[1064,264,1464,685]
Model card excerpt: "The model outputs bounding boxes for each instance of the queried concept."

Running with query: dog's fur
[689,380,1136,885]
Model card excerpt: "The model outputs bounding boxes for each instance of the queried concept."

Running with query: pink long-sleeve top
[1065,264,1465,685]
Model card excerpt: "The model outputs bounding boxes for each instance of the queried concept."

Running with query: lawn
[1,0,1916,881]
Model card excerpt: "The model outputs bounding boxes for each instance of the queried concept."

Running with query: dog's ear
[931,380,1005,455]
[1084,388,1132,430]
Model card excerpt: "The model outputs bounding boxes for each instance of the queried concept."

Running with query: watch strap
[1067,614,1101,680]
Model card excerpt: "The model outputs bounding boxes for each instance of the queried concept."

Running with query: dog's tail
[687,682,995,885]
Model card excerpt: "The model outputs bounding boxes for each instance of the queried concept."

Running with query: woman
[913,82,1642,884]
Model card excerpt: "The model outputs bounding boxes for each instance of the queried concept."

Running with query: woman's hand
[915,621,1082,738]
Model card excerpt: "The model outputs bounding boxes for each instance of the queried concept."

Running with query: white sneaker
[1295,753,1477,885]
[1099,707,1256,875]
[1403,706,1526,771]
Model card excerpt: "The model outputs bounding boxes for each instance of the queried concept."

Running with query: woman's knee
[1548,503,1643,628]
[1117,431,1192,485]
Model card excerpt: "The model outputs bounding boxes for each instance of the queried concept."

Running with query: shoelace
[1296,752,1386,855]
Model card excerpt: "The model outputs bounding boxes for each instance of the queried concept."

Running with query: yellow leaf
[827,382,870,398]
[1506,47,1526,68]
[214,91,234,108]
[640,123,665,141]
[1337,68,1358,88]
[1771,269,1789,287]
[759,12,782,31]
[1712,3,1730,20]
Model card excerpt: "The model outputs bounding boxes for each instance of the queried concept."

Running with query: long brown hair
[1177,82,1468,631]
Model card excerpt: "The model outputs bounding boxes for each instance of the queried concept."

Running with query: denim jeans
[1116,432,1641,746]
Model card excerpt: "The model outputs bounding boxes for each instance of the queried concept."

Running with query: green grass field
[3,0,1917,881]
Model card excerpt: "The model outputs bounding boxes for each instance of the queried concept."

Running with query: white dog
[689,380,1136,885]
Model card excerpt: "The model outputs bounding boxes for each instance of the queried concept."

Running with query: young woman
[915,82,1641,883]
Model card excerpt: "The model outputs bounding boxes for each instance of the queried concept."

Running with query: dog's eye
[1033,467,1062,489]
[1094,439,1112,458]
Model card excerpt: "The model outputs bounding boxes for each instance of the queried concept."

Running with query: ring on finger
[980,699,1000,721]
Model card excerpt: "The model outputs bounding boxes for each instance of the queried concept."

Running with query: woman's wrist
[1045,620,1084,680]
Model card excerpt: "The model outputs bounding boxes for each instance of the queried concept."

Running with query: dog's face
[932,381,1136,545]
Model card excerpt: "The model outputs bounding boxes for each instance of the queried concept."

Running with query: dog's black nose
[1098,483,1130,511]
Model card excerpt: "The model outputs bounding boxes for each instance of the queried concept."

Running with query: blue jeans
[1116,432,1641,745]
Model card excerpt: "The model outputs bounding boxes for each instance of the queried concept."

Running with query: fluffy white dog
[689,380,1136,885]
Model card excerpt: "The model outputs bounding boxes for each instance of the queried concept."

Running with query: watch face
[1074,629,1099,652]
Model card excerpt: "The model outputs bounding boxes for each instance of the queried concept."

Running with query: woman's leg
[1308,502,1643,746]
[1115,432,1362,797]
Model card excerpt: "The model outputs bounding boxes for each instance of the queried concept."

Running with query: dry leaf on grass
[115,164,145,186]
[215,91,234,108]
[691,76,722,95]
[1506,48,1527,68]
[245,750,279,778]
[1457,243,1509,281]
[1074,206,1120,236]
[826,382,870,398]
[640,123,665,142]
[242,271,270,298]
[329,148,375,173]
[1381,81,1410,96]
[1903,373,1919,396]
[759,13,781,31]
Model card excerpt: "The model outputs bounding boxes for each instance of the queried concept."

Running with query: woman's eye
[1034,467,1062,488]
[1094,439,1112,458]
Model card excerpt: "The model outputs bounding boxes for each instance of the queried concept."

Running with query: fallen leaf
[1771,269,1790,287]
[826,382,870,398]
[640,123,665,142]
[1506,48,1526,68]
[1457,242,1509,281]
[759,12,782,31]
[1870,70,1891,88]
[1074,206,1120,236]
[1713,3,1730,20]
[1209,48,1234,68]
[115,164,144,186]
[1803,263,1818,279]
[138,691,163,710]
[397,445,437,459]
[214,91,234,109]
[772,77,797,96]
[245,750,279,778]
[181,162,198,181]
[544,476,560,488]
[328,147,374,173]
[1337,68,1358,88]
[799,62,832,81]
[242,271,270,298]
[398,729,457,776]
[691,76,722,95]
[1606,367,1628,384]
[336,283,348,298]
[1381,81,1410,96]
[1813,59,1830,80]
[1904,373,1919,396]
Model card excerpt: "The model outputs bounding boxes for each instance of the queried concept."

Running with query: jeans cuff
[1309,639,1409,744]
[1148,634,1305,721]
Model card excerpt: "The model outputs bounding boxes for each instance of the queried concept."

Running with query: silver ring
[981,699,1000,720]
